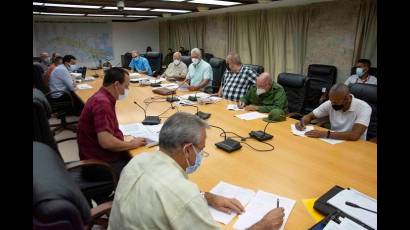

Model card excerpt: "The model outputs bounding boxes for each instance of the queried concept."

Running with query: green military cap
[263,108,286,122]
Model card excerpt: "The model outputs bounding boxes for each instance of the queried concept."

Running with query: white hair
[190,48,202,58]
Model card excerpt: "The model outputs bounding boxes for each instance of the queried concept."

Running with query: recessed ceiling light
[41,12,86,16]
[151,9,191,13]
[44,3,102,9]
[188,0,242,6]
[87,14,125,17]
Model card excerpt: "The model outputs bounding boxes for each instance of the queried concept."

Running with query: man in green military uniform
[238,72,288,114]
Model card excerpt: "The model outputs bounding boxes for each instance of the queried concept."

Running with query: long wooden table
[75,71,377,230]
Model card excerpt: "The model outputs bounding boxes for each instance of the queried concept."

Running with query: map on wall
[33,21,113,67]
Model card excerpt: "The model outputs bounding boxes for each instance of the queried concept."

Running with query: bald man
[161,51,187,80]
[238,72,288,113]
[128,50,153,76]
[295,83,372,141]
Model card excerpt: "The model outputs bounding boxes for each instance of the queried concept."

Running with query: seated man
[185,48,213,91]
[48,54,82,114]
[36,52,51,72]
[108,112,285,230]
[161,51,187,80]
[238,72,288,114]
[77,67,146,181]
[218,52,258,101]
[295,83,371,141]
[128,50,153,76]
[344,59,377,85]
[43,56,62,87]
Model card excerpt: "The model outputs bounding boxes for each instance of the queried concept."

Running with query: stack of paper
[119,123,163,144]
[208,181,256,225]
[76,84,93,90]
[235,112,268,121]
[233,190,296,230]
[227,104,244,111]
[290,124,314,137]
[327,188,377,229]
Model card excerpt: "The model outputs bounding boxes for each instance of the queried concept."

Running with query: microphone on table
[209,125,242,153]
[133,101,161,125]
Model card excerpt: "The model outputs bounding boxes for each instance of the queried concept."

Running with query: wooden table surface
[75,70,377,230]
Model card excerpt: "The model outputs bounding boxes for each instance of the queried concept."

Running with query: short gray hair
[159,112,208,154]
[191,48,202,58]
[227,52,242,65]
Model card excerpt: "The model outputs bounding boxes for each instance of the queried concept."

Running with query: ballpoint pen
[277,198,279,208]
[345,201,377,214]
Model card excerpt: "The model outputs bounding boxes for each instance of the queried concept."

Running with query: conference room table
[75,70,377,230]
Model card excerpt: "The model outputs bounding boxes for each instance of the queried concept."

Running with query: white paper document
[76,84,93,90]
[290,124,314,137]
[129,72,142,78]
[160,83,179,90]
[235,112,268,121]
[320,138,345,145]
[227,104,244,111]
[327,188,377,229]
[179,92,211,100]
[70,72,82,78]
[233,190,296,230]
[208,181,256,225]
[119,123,163,144]
[84,76,95,81]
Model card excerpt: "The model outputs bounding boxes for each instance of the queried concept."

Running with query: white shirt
[313,95,372,140]
[344,74,377,85]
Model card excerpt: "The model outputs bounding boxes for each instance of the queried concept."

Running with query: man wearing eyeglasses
[109,112,285,230]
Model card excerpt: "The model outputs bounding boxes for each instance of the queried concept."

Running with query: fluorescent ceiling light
[33,12,41,14]
[102,6,150,11]
[41,12,85,16]
[188,0,242,6]
[87,14,125,17]
[44,3,102,9]
[33,2,44,6]
[126,15,159,18]
[151,9,191,13]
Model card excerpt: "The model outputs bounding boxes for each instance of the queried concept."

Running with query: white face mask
[118,89,129,101]
[173,60,181,65]
[256,88,266,95]
[192,58,199,65]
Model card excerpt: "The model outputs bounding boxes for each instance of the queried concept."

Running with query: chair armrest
[65,160,118,189]
[56,137,77,144]
[90,201,112,219]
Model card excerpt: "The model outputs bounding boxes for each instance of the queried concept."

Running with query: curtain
[352,0,377,66]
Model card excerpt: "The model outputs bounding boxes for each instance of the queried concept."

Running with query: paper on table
[227,104,244,111]
[233,190,296,230]
[320,138,345,145]
[235,112,268,121]
[77,84,93,90]
[290,124,314,137]
[149,78,166,84]
[208,181,256,225]
[160,83,179,90]
[327,188,377,229]
[84,76,95,81]
[119,123,163,144]
[129,72,142,78]
[179,92,210,100]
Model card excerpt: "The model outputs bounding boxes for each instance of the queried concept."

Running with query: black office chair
[33,93,118,207]
[243,64,264,75]
[349,83,377,142]
[33,64,78,134]
[203,53,214,63]
[181,56,192,67]
[206,57,226,94]
[301,64,337,115]
[350,66,377,78]
[33,141,112,230]
[180,50,190,56]
[144,51,163,76]
[121,52,133,68]
[33,56,42,63]
[277,73,306,119]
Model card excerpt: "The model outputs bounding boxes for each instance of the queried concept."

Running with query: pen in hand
[277,198,280,208]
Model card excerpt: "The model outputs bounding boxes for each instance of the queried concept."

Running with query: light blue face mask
[185,145,203,174]
[68,64,77,72]
[356,67,365,77]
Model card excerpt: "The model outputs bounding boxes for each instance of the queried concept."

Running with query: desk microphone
[188,91,199,101]
[166,91,180,103]
[180,103,211,120]
[209,125,242,153]
[249,121,274,141]
[133,101,161,125]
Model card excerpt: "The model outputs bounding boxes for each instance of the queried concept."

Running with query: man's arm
[295,112,317,130]
[305,123,367,141]
[188,79,210,91]
[97,131,146,151]
[61,70,75,91]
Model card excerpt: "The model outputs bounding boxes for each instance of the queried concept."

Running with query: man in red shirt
[77,67,146,182]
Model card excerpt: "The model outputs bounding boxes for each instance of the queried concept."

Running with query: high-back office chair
[33,141,112,230]
[181,56,192,67]
[33,56,42,63]
[33,64,77,134]
[277,73,306,118]
[350,66,377,78]
[144,51,163,76]
[33,94,118,207]
[203,53,214,63]
[301,64,337,115]
[121,52,133,68]
[349,83,377,142]
[243,64,264,75]
[206,57,226,93]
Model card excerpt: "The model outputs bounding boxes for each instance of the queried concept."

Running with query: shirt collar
[346,94,355,112]
[100,87,117,106]
[157,150,188,179]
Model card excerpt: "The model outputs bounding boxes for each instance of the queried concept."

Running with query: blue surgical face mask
[185,145,203,174]
[356,67,365,77]
[68,64,77,72]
